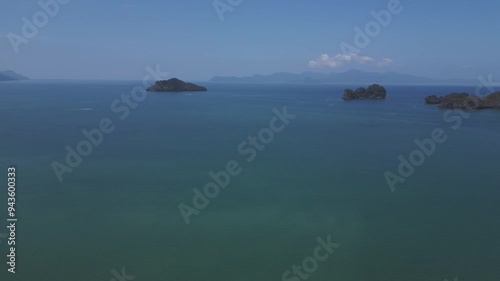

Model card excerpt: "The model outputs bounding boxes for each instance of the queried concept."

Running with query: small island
[147,78,207,92]
[0,70,29,81]
[425,92,500,109]
[342,84,387,100]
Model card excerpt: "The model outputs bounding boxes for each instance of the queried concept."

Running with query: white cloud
[377,58,394,67]
[309,53,393,68]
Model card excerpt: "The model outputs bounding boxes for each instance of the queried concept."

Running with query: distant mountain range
[210,70,478,85]
[0,70,29,81]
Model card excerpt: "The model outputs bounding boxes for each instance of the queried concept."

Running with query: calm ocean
[0,80,499,281]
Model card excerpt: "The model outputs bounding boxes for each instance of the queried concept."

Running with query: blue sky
[1,0,499,81]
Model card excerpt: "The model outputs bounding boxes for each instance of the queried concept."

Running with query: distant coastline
[0,70,29,81]
[209,70,483,85]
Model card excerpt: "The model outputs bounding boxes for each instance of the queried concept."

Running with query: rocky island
[147,78,207,92]
[342,84,387,100]
[425,92,500,109]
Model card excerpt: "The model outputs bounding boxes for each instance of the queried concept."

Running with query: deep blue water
[0,80,499,281]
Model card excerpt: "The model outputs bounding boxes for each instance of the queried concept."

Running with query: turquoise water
[0,80,499,281]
